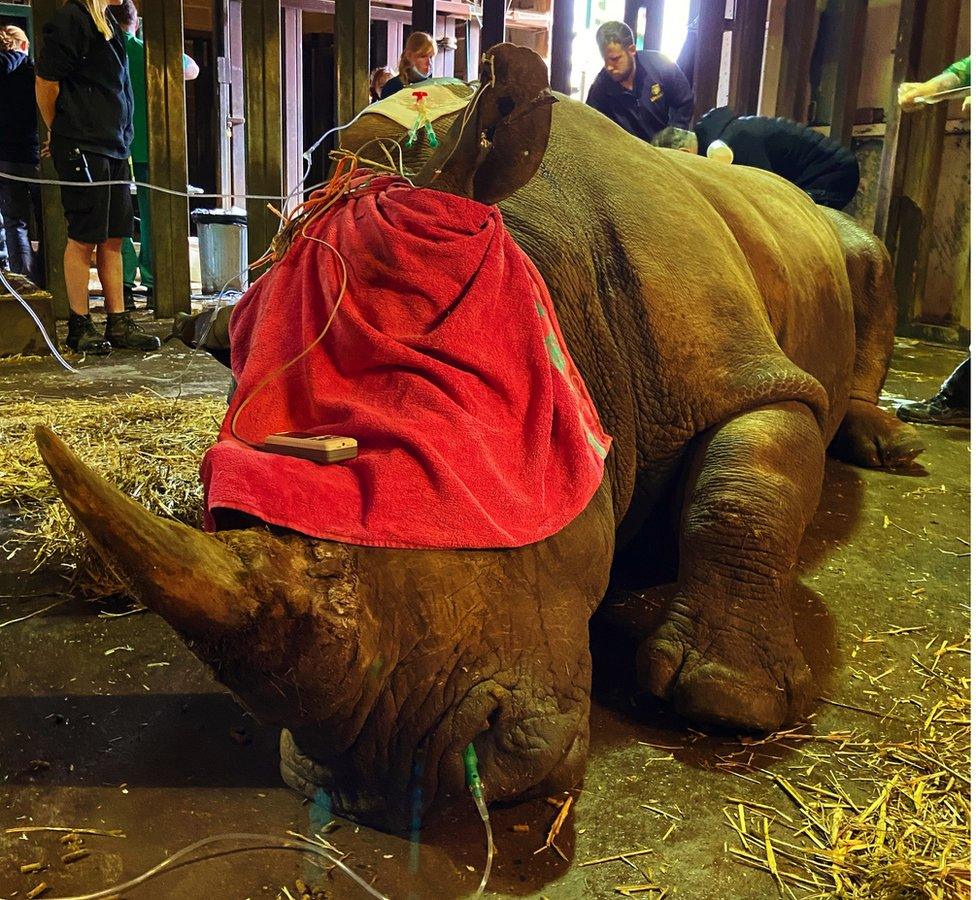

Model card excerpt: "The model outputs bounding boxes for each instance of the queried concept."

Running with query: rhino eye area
[497,95,516,118]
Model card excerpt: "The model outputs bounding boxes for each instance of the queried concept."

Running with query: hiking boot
[105,311,162,351]
[896,393,969,427]
[66,313,112,355]
[123,285,136,311]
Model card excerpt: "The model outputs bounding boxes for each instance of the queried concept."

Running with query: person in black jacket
[0,25,43,284]
[35,0,158,354]
[585,21,693,143]
[380,31,436,100]
[652,106,861,210]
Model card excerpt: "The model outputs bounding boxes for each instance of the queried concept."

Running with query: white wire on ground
[0,268,80,373]
[40,832,389,900]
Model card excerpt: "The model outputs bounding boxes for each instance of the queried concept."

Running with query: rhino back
[499,100,855,518]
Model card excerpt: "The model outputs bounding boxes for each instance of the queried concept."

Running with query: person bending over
[652,106,860,210]
[111,0,199,311]
[36,0,159,354]
[380,32,436,100]
[0,26,43,284]
[585,21,693,144]
[369,67,393,103]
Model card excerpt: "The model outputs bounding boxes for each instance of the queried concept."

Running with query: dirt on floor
[0,319,969,900]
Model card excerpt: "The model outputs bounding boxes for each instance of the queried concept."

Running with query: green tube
[463,742,484,800]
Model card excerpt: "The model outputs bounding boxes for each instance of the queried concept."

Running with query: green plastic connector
[463,742,484,800]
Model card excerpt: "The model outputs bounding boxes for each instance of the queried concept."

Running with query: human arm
[35,76,59,155]
[0,49,26,77]
[663,59,694,128]
[182,53,199,81]
[899,55,970,111]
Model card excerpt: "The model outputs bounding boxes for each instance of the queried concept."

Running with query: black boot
[123,284,136,311]
[66,313,112,355]
[897,357,970,427]
[105,311,162,351]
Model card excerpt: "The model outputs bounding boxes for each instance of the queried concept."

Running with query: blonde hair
[0,25,28,50]
[398,31,436,84]
[73,0,116,41]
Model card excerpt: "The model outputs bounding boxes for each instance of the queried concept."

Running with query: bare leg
[95,238,124,314]
[64,238,96,316]
[637,401,822,731]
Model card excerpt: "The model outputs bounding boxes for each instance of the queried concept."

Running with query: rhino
[36,45,922,831]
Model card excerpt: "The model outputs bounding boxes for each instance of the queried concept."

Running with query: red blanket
[201,174,610,549]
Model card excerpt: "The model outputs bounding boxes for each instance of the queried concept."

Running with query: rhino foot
[830,398,924,468]
[635,594,813,732]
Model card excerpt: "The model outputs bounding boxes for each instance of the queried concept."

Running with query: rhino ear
[416,43,556,205]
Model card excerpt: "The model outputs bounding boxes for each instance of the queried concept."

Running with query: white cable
[0,268,80,373]
[40,832,389,900]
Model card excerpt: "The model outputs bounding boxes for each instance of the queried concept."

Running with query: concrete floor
[0,321,969,900]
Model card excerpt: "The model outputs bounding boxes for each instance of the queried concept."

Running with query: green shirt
[124,32,192,164]
[943,55,971,87]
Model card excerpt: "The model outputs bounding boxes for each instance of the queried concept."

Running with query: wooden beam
[481,0,505,51]
[693,0,725,121]
[550,0,573,94]
[142,0,192,317]
[644,0,664,51]
[412,0,435,34]
[335,0,371,128]
[874,0,961,330]
[29,0,69,318]
[774,0,817,121]
[727,0,768,116]
[242,0,283,273]
[827,0,868,146]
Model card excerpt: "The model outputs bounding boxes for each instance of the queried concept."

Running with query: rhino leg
[824,209,924,468]
[636,401,821,731]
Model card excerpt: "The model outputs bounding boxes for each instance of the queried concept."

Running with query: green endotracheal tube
[464,742,494,896]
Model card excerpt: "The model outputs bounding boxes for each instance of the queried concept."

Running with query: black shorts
[51,138,133,244]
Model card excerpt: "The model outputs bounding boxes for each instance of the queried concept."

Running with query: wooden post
[412,0,435,35]
[693,0,725,120]
[813,0,868,145]
[335,0,371,129]
[550,0,573,94]
[774,0,817,121]
[142,0,192,317]
[30,0,69,317]
[241,0,282,273]
[481,0,505,51]
[727,0,768,115]
[874,0,961,331]
[644,0,665,51]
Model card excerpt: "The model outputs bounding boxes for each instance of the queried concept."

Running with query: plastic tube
[0,268,80,373]
[463,743,494,896]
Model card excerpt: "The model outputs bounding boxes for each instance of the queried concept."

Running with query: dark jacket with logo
[585,50,693,143]
[36,0,133,159]
[693,106,859,206]
[0,51,40,164]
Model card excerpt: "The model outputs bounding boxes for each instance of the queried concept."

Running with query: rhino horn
[34,425,257,639]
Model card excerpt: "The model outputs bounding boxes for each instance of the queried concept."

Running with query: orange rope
[229,158,360,447]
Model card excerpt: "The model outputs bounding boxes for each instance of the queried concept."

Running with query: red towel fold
[201,174,610,549]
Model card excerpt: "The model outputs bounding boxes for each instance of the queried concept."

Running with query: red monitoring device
[260,433,358,463]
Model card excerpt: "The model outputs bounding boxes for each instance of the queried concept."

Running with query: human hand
[897,81,931,112]
[40,137,50,159]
